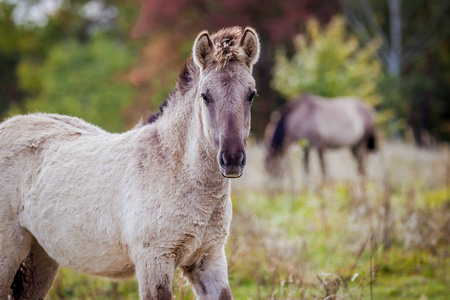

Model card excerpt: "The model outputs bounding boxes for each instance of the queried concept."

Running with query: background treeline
[0,0,449,143]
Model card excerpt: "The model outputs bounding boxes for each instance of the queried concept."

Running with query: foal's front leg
[183,248,232,300]
[134,250,175,300]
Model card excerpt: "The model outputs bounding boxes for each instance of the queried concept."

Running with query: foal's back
[0,113,109,191]
[0,113,99,175]
[1,113,106,140]
[0,113,107,155]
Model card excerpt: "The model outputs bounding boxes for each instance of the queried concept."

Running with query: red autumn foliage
[127,0,339,136]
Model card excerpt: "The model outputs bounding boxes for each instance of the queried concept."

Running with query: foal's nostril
[234,151,245,167]
[239,151,246,167]
[220,150,246,169]
[220,151,227,167]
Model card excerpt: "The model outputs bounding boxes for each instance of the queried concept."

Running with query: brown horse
[265,94,377,179]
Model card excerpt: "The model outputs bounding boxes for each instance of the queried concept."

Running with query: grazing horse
[265,94,377,179]
[0,26,260,299]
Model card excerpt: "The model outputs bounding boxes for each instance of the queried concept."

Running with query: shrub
[272,16,382,107]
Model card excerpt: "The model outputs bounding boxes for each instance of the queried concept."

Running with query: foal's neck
[152,87,230,195]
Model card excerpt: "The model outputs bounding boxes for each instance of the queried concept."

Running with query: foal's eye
[248,91,256,102]
[201,93,210,104]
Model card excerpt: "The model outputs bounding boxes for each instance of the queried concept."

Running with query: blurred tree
[0,0,138,130]
[341,0,450,143]
[272,16,382,107]
[11,34,136,132]
[342,0,402,75]
[0,1,31,117]
[129,0,340,137]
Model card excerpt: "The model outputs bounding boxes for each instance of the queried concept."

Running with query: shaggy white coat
[0,26,260,300]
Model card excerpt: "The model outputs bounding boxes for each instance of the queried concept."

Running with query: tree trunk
[388,0,401,75]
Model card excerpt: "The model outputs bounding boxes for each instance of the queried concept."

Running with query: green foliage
[0,1,30,117]
[0,0,139,131]
[343,0,450,141]
[14,34,136,132]
[378,67,444,140]
[272,16,382,106]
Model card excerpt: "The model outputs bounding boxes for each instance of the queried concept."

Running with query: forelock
[211,27,245,70]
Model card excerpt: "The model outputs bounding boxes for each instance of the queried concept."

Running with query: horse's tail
[366,129,377,151]
[269,114,286,156]
[360,104,377,152]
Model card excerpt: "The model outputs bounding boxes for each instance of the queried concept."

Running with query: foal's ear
[193,31,215,70]
[239,27,260,69]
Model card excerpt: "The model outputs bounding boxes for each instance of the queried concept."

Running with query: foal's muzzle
[218,150,246,178]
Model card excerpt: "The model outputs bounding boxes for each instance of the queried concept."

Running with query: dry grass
[235,140,449,193]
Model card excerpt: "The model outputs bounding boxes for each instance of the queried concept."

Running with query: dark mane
[145,99,168,124]
[141,27,249,126]
[142,57,197,126]
[177,56,196,94]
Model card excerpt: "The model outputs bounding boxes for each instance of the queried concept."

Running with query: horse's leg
[351,144,365,176]
[317,148,327,181]
[303,147,310,174]
[303,147,313,188]
[0,214,32,299]
[9,240,60,299]
[133,250,175,300]
[182,247,232,300]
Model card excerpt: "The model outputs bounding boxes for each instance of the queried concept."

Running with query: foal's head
[192,27,260,178]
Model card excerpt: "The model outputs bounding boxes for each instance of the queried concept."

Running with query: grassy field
[47,141,449,299]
